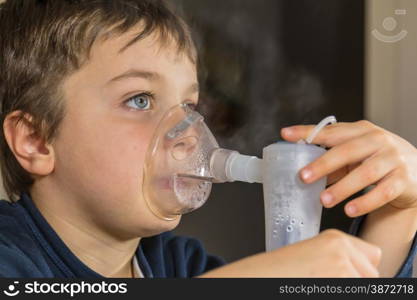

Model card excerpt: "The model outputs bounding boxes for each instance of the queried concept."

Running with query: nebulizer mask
[142,103,219,221]
[143,103,336,250]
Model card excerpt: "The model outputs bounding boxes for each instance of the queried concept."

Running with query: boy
[0,0,415,278]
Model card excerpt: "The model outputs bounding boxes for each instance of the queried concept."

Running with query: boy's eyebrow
[107,69,161,84]
[107,68,200,94]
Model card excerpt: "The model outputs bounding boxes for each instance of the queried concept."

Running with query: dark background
[171,0,365,263]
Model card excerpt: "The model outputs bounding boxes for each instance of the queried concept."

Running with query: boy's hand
[199,229,381,277]
[281,120,417,217]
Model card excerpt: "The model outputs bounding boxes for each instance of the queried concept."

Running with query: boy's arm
[358,205,417,277]
[198,229,382,278]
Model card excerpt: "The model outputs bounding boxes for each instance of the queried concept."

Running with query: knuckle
[395,168,409,182]
[360,165,380,182]
[380,184,396,202]
[320,134,332,146]
[388,145,401,156]
[384,134,396,147]
[325,123,345,143]
[373,247,382,263]
[338,143,354,158]
[357,120,375,129]
[322,229,347,245]
[371,130,389,144]
[398,155,408,168]
[392,150,408,168]
[322,228,342,238]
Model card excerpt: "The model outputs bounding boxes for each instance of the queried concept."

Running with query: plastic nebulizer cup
[263,142,326,251]
[209,116,337,251]
[263,116,337,251]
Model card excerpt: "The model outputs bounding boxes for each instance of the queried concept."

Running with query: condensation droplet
[286,225,293,232]
[290,219,296,225]
[275,219,280,225]
[300,221,304,227]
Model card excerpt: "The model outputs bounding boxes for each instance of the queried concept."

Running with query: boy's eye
[185,102,197,111]
[124,93,153,110]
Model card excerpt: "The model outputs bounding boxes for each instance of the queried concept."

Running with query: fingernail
[281,127,293,137]
[321,192,333,206]
[346,204,357,216]
[300,169,313,182]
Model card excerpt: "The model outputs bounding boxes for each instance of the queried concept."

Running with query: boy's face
[50,28,198,238]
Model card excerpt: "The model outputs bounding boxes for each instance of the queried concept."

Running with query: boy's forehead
[64,26,198,95]
[90,27,193,73]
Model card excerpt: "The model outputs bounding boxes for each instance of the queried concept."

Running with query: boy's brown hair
[0,0,196,202]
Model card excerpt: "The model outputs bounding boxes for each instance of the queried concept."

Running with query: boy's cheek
[56,120,149,187]
[54,129,181,235]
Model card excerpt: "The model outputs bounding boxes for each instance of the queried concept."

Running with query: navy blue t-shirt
[0,193,415,278]
[0,193,225,278]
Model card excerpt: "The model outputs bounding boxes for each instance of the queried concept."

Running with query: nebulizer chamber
[210,116,336,251]
[143,103,336,251]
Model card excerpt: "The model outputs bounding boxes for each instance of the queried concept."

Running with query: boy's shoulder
[0,199,31,245]
[141,230,226,277]
[0,199,53,277]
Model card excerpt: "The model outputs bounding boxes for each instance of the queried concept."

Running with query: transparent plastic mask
[143,103,219,221]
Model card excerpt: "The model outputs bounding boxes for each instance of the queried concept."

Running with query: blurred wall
[365,0,417,277]
[366,0,417,145]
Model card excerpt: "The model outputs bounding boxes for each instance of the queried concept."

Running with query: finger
[348,247,380,278]
[347,235,382,269]
[320,150,398,208]
[344,169,406,217]
[299,131,383,184]
[340,260,362,278]
[281,120,377,147]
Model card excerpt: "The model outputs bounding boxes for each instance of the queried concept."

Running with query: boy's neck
[30,186,140,278]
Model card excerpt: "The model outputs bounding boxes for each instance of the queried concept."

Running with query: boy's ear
[3,111,55,176]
